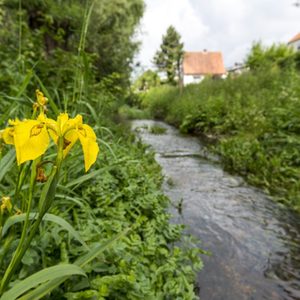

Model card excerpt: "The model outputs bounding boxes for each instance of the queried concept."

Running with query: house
[182,51,226,85]
[288,33,300,51]
[227,62,248,75]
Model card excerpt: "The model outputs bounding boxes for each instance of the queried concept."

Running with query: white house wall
[289,40,300,51]
[183,74,204,85]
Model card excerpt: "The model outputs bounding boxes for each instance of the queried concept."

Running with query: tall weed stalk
[72,0,96,105]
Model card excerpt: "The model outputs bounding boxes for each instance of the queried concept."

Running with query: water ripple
[132,120,300,300]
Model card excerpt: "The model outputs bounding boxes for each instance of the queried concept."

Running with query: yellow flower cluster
[1,108,99,172]
[0,196,12,214]
[34,89,48,111]
[36,89,48,106]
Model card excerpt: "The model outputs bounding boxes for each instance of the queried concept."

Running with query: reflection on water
[132,120,300,300]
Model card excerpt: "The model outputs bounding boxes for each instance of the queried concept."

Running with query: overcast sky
[135,0,300,71]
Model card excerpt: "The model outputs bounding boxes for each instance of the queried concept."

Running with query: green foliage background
[0,1,202,298]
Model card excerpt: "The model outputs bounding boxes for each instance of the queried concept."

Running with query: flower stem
[0,139,64,295]
[0,160,38,294]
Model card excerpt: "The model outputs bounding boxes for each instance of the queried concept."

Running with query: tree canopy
[133,69,160,92]
[153,25,184,85]
[246,42,298,70]
[0,0,144,98]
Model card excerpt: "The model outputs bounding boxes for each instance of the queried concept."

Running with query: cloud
[136,0,208,69]
[136,0,300,69]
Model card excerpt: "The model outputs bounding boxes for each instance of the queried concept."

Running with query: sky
[135,0,300,72]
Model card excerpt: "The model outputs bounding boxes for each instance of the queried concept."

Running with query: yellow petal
[41,113,58,144]
[63,129,78,157]
[62,115,82,135]
[57,114,84,158]
[8,118,21,126]
[1,196,12,213]
[48,129,59,145]
[52,113,78,157]
[37,112,46,122]
[77,124,99,172]
[57,113,69,135]
[2,118,22,145]
[14,120,50,165]
[72,115,83,126]
[2,127,15,145]
[38,112,56,127]
[36,89,47,106]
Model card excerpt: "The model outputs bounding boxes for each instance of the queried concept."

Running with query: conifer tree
[153,25,184,85]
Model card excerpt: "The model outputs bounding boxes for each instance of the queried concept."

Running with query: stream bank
[132,120,300,300]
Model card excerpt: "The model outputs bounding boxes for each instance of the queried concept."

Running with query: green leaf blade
[2,213,89,249]
[0,264,86,300]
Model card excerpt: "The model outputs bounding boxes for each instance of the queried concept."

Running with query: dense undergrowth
[0,1,202,299]
[1,99,202,298]
[141,60,300,212]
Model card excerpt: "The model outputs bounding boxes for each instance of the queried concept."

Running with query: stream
[132,120,300,300]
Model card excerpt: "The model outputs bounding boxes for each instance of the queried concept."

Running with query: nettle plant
[0,90,99,298]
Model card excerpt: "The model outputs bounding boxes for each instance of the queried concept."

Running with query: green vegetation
[246,42,300,70]
[153,25,184,85]
[133,69,161,92]
[118,104,151,120]
[149,125,167,135]
[142,43,300,212]
[0,1,202,299]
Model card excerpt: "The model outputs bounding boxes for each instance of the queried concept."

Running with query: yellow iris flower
[36,89,48,106]
[2,112,99,172]
[2,119,21,145]
[49,113,99,171]
[0,196,12,214]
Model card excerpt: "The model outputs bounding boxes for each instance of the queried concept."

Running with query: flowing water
[132,120,300,300]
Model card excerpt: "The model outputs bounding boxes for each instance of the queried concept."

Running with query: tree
[87,0,145,88]
[133,69,160,92]
[153,25,184,85]
[246,42,296,70]
[0,0,144,97]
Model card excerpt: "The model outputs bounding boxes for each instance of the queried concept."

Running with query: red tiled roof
[183,51,226,75]
[288,33,300,44]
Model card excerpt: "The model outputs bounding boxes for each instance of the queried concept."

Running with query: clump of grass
[118,105,151,120]
[166,176,175,187]
[149,125,167,134]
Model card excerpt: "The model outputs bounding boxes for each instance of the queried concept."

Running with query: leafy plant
[149,125,167,134]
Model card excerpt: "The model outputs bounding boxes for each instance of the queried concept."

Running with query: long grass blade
[18,227,131,300]
[78,101,99,123]
[65,168,103,189]
[15,70,33,98]
[74,227,130,267]
[2,213,88,249]
[0,102,19,125]
[0,150,15,183]
[97,137,117,159]
[72,0,96,103]
[0,264,86,300]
